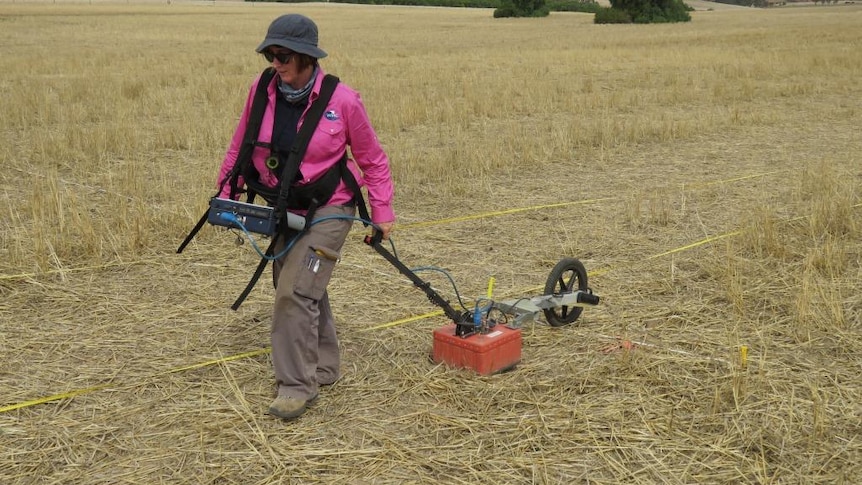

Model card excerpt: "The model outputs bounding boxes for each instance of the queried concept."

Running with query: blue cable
[410,266,471,312]
[225,212,483,318]
[220,212,388,261]
[473,297,493,326]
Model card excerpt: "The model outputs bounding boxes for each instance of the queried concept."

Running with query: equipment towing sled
[364,233,601,375]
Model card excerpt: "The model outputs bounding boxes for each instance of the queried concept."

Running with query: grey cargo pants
[271,204,355,400]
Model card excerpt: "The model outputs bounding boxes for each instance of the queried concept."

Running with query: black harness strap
[177,69,277,254]
[230,74,341,310]
[239,74,342,208]
[176,211,209,254]
[233,68,278,203]
[340,159,370,225]
[231,236,278,311]
[272,74,339,217]
[178,71,371,311]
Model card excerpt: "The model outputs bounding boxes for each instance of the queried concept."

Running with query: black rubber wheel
[543,258,589,327]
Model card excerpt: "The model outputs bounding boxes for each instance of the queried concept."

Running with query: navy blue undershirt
[271,94,308,181]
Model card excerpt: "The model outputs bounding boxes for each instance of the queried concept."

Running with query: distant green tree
[594,6,632,22]
[494,0,550,17]
[546,0,601,13]
[711,0,768,6]
[596,0,691,23]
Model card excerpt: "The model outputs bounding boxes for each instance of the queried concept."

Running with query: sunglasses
[262,49,293,64]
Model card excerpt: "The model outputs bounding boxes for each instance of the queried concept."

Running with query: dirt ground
[4,128,859,483]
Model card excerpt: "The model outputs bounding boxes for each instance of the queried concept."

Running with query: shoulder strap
[272,74,340,215]
[230,74,341,311]
[339,158,370,226]
[178,68,276,254]
[230,67,277,202]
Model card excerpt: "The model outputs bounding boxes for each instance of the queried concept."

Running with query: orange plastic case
[432,323,522,375]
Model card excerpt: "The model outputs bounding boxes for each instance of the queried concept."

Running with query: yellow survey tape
[0,258,160,282]
[0,348,273,414]
[0,170,781,283]
[0,222,808,413]
[399,197,617,229]
[3,171,832,414]
[0,383,114,414]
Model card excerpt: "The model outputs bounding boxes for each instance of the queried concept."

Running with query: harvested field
[1,2,860,483]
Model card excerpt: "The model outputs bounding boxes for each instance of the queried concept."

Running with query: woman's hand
[375,221,394,240]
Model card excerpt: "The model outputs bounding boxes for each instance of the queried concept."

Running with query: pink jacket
[217,69,395,224]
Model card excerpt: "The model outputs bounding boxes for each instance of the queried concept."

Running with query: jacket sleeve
[345,92,395,224]
[215,81,257,199]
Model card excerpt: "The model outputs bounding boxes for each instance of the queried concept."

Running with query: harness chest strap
[178,70,370,311]
[230,73,370,311]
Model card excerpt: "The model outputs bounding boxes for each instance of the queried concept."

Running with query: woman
[216,13,395,420]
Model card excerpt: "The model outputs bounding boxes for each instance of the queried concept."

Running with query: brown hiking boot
[316,371,340,386]
[267,394,317,420]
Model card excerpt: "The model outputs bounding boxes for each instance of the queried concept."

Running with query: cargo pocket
[293,245,341,301]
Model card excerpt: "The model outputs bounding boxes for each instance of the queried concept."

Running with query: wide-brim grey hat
[255,14,327,59]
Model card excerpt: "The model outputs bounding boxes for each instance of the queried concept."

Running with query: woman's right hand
[375,221,394,240]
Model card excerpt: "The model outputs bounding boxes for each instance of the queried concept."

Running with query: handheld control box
[208,198,277,236]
